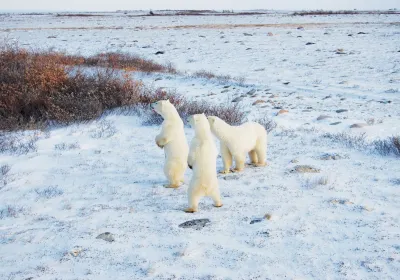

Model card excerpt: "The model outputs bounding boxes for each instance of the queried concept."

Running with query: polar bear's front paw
[233,167,244,172]
[219,169,231,174]
[184,208,197,213]
[253,162,267,167]
[213,203,223,208]
[164,184,180,189]
[156,141,164,149]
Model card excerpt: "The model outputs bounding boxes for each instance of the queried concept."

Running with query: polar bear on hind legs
[151,100,189,188]
[185,114,222,213]
[207,116,267,173]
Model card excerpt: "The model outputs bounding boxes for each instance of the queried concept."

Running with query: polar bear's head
[151,100,178,119]
[188,113,212,136]
[207,116,228,137]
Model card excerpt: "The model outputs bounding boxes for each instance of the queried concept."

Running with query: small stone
[232,97,243,102]
[70,246,83,257]
[243,33,253,36]
[247,89,256,95]
[276,109,289,115]
[336,109,348,113]
[250,218,263,224]
[290,159,299,163]
[297,26,304,30]
[221,89,229,93]
[179,219,210,229]
[330,122,341,125]
[283,82,290,85]
[155,77,162,81]
[223,85,230,88]
[264,214,272,220]
[252,100,266,105]
[291,165,320,173]
[358,32,367,35]
[350,123,368,128]
[96,232,115,242]
[362,206,374,212]
[306,42,315,45]
[267,32,273,36]
[320,153,344,160]
[223,174,239,181]
[317,115,331,121]
[155,51,165,55]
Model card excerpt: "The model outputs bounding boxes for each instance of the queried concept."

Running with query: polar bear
[151,100,189,188]
[185,113,222,213]
[207,116,267,173]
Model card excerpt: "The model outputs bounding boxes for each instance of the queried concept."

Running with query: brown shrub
[0,45,142,130]
[0,44,246,131]
[83,52,177,74]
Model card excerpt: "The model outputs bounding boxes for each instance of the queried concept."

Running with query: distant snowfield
[1,12,399,279]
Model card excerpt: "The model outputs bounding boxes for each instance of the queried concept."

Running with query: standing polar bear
[207,116,267,173]
[186,113,222,213]
[151,100,189,188]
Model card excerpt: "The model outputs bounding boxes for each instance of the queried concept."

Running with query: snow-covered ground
[1,12,399,279]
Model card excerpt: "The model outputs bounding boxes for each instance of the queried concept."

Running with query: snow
[1,11,400,279]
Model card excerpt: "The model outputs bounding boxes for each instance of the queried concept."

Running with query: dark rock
[232,97,244,102]
[306,42,315,45]
[247,89,256,95]
[317,115,331,121]
[221,89,229,93]
[223,174,239,181]
[96,232,115,242]
[250,218,263,224]
[283,82,290,85]
[336,109,348,113]
[290,165,320,173]
[330,122,341,125]
[357,32,367,34]
[155,51,165,55]
[243,33,253,36]
[179,219,210,229]
[320,153,344,160]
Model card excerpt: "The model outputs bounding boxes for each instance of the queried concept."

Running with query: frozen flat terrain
[1,11,400,279]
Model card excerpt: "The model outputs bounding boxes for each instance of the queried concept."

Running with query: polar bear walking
[185,114,222,213]
[151,100,189,188]
[207,116,267,173]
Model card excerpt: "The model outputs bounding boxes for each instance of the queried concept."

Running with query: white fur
[185,113,222,212]
[207,116,267,173]
[151,100,189,188]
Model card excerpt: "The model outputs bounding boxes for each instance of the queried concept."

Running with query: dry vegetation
[322,132,400,157]
[0,43,244,131]
[292,10,399,16]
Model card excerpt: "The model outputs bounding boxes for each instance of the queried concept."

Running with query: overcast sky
[2,0,399,12]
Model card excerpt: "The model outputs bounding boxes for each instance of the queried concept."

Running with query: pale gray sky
[2,0,399,12]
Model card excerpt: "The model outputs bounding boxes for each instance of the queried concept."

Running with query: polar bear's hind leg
[248,150,258,164]
[184,187,202,213]
[210,188,223,208]
[254,135,267,167]
[164,161,185,188]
